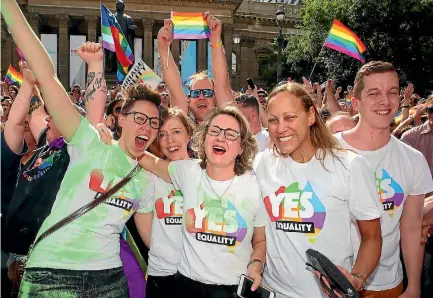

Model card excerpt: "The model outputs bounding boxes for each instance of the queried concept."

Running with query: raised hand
[157,19,173,52]
[204,12,222,41]
[19,61,38,85]
[77,42,103,66]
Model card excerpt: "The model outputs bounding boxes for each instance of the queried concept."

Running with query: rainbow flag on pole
[100,3,134,81]
[4,65,23,86]
[171,11,210,40]
[324,20,366,63]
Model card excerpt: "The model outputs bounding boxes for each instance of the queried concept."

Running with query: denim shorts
[19,266,129,298]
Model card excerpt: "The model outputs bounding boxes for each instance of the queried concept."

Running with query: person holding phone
[254,82,382,298]
[135,105,268,298]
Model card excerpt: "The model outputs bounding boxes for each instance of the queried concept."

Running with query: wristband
[247,259,265,275]
[402,105,410,108]
[351,273,366,291]
[210,41,223,48]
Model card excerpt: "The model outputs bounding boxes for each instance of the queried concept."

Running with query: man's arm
[2,0,81,142]
[400,194,425,297]
[133,212,153,248]
[157,20,189,113]
[350,218,382,290]
[205,13,233,106]
[4,62,36,153]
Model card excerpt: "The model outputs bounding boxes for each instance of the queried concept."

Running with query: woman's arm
[350,218,382,290]
[133,212,153,248]
[2,0,80,142]
[138,152,172,183]
[157,20,189,113]
[3,61,35,153]
[247,226,266,291]
[205,12,233,106]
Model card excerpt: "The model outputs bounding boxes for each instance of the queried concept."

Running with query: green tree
[285,0,433,95]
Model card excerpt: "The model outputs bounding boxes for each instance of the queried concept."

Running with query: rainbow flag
[171,11,210,40]
[4,65,23,86]
[100,3,134,81]
[324,20,366,63]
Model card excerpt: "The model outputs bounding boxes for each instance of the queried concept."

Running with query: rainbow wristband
[210,41,223,48]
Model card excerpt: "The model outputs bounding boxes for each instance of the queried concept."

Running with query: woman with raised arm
[136,105,267,297]
[253,82,383,298]
[157,13,233,124]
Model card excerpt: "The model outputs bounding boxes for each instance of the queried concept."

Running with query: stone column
[85,16,98,42]
[27,13,40,38]
[239,36,255,90]
[56,15,69,89]
[197,39,207,72]
[223,24,234,76]
[171,39,180,67]
[1,20,11,74]
[142,18,154,67]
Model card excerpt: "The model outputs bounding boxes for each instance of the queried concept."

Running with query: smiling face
[204,114,243,171]
[267,91,315,156]
[352,72,400,130]
[159,116,190,161]
[189,78,216,122]
[118,100,160,158]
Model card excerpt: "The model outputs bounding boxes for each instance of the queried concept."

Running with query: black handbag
[306,249,360,298]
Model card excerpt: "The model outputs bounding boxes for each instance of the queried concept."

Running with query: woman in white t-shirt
[138,105,268,298]
[254,82,383,298]
[131,108,195,298]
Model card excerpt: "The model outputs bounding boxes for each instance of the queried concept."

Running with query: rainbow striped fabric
[4,65,23,85]
[325,20,366,63]
[100,3,134,81]
[171,11,210,40]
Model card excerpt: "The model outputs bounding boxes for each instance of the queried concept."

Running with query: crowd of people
[1,0,433,298]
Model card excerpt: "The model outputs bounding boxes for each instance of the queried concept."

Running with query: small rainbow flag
[171,11,210,40]
[101,3,134,81]
[4,65,23,86]
[324,20,366,63]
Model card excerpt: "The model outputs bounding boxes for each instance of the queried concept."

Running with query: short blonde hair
[191,105,257,176]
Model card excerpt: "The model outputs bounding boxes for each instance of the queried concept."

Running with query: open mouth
[279,135,294,142]
[197,103,208,109]
[374,109,391,115]
[168,146,180,153]
[212,145,226,155]
[135,135,149,149]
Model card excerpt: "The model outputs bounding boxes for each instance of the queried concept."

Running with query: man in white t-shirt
[336,61,433,297]
[236,94,270,152]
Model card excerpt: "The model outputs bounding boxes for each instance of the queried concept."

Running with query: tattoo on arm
[85,72,107,103]
[28,96,42,115]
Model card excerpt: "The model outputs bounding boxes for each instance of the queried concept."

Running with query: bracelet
[247,259,265,275]
[210,41,223,48]
[402,105,410,108]
[351,273,366,291]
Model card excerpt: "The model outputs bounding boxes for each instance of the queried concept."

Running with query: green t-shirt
[27,117,154,270]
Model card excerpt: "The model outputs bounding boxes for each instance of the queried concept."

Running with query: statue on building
[105,0,137,72]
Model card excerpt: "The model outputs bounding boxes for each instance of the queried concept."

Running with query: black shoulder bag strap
[25,164,141,265]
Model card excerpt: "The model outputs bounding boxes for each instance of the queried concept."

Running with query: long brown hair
[268,82,346,167]
[191,105,257,175]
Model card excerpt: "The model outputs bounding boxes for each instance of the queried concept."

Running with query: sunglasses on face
[427,107,433,114]
[124,112,162,129]
[189,89,214,99]
[207,125,240,141]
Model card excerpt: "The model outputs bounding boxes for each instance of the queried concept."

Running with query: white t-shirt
[146,177,184,276]
[255,129,270,152]
[27,117,154,270]
[168,159,268,285]
[336,133,433,291]
[254,149,382,298]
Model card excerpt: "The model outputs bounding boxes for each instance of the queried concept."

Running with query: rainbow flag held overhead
[4,65,23,86]
[171,11,210,40]
[100,3,134,81]
[324,20,366,63]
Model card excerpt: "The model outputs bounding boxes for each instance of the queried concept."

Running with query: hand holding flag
[203,12,222,41]
[171,11,210,40]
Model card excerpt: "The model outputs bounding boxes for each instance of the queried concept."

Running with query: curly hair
[191,105,257,176]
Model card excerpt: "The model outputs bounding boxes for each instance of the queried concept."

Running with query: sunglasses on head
[189,89,214,99]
